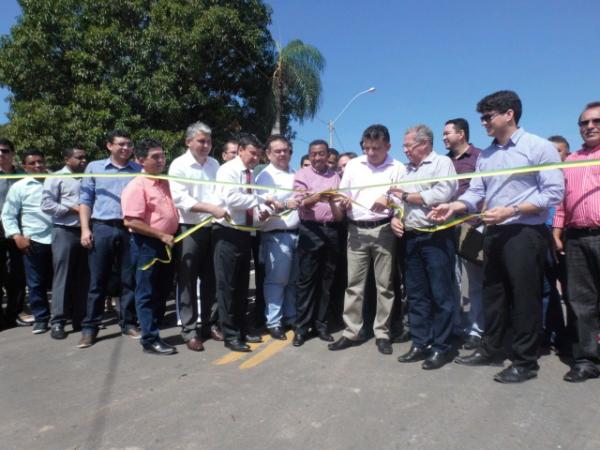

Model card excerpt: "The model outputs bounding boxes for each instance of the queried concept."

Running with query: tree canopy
[0,0,279,165]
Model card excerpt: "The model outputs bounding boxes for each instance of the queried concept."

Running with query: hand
[271,200,285,211]
[340,196,352,210]
[301,192,321,207]
[80,229,94,249]
[258,209,270,222]
[553,233,564,255]
[387,186,404,196]
[70,205,80,214]
[13,235,31,253]
[285,198,300,209]
[370,195,389,213]
[160,233,175,248]
[427,203,453,223]
[482,206,513,225]
[210,206,229,220]
[391,217,404,238]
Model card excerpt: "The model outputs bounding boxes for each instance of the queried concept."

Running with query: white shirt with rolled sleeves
[339,155,405,221]
[398,151,458,230]
[168,150,220,224]
[255,163,299,232]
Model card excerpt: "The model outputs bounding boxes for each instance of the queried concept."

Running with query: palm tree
[271,39,325,135]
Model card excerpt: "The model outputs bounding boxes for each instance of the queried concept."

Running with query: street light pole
[328,87,376,148]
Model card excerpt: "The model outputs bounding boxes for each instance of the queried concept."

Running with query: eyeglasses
[114,142,133,148]
[480,112,500,123]
[0,147,12,154]
[578,118,600,128]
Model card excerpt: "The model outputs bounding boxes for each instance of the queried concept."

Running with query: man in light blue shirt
[77,130,141,348]
[1,149,52,334]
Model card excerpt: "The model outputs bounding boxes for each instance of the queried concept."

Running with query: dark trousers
[175,224,217,341]
[213,225,252,342]
[404,229,457,352]
[82,221,136,334]
[565,229,600,365]
[22,241,53,324]
[295,222,339,335]
[481,224,547,368]
[0,237,26,324]
[51,226,89,327]
[130,234,173,346]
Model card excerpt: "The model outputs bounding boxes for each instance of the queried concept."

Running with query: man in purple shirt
[292,140,344,346]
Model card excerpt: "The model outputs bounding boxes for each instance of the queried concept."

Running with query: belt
[301,220,340,229]
[567,227,600,236]
[92,218,125,227]
[348,217,391,228]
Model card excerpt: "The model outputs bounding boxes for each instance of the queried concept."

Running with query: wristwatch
[402,192,409,203]
[512,205,521,216]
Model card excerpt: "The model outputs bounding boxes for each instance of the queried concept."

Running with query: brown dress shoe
[186,337,204,352]
[210,325,224,342]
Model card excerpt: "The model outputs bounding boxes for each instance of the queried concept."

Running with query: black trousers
[213,225,252,342]
[0,237,26,324]
[481,224,547,368]
[175,224,217,341]
[565,229,600,365]
[295,222,339,335]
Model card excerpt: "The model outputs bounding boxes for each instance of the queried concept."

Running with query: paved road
[1,307,599,450]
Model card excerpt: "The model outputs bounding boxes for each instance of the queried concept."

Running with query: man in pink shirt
[122,138,180,355]
[553,101,600,382]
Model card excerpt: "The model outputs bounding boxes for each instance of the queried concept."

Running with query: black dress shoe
[268,327,287,340]
[244,333,263,344]
[422,351,449,370]
[455,350,503,366]
[293,333,306,347]
[50,323,67,340]
[317,330,334,342]
[398,345,429,363]
[225,339,251,352]
[494,365,538,383]
[463,335,482,350]
[328,336,360,351]
[376,338,393,355]
[143,339,177,355]
[391,329,411,344]
[563,365,600,383]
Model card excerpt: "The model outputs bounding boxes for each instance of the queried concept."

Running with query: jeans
[82,221,136,334]
[22,241,52,324]
[260,231,298,328]
[404,229,458,353]
[130,234,173,346]
[0,237,26,323]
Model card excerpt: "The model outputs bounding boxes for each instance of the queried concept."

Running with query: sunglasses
[480,112,500,123]
[578,118,600,128]
[0,147,12,154]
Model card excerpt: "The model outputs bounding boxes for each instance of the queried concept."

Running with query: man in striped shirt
[553,101,600,383]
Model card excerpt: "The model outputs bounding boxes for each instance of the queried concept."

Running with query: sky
[1,0,599,167]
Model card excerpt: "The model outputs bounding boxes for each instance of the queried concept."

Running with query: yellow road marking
[213,336,272,366]
[239,331,293,369]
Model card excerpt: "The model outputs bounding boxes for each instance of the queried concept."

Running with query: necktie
[245,169,253,227]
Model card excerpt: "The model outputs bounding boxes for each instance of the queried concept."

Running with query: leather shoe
[185,337,204,352]
[328,336,360,351]
[494,365,538,383]
[317,330,334,342]
[268,327,287,340]
[391,329,411,344]
[50,323,67,340]
[563,365,600,383]
[225,339,251,352]
[463,335,482,350]
[422,351,449,370]
[398,345,429,363]
[376,338,393,355]
[455,350,503,366]
[210,325,224,342]
[244,333,262,344]
[77,333,97,349]
[122,327,142,339]
[293,333,306,347]
[143,339,177,355]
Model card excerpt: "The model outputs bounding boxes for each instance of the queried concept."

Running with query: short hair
[185,121,212,141]
[548,135,570,150]
[134,138,163,160]
[265,134,292,152]
[328,147,339,157]
[300,154,310,166]
[0,138,15,153]
[361,124,390,146]
[222,139,238,151]
[340,151,358,159]
[237,132,262,149]
[22,148,44,164]
[308,139,328,151]
[106,129,132,144]
[445,118,470,142]
[62,147,85,159]
[406,124,434,146]
[476,90,522,125]
[579,101,600,121]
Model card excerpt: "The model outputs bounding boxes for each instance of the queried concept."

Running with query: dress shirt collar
[407,151,436,171]
[359,154,395,170]
[23,176,42,185]
[182,149,213,168]
[103,157,138,170]
[492,128,525,149]
[308,164,334,177]
[231,155,252,173]
[581,143,600,153]
[446,145,475,160]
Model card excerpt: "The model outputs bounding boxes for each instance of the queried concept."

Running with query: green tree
[271,39,325,136]
[0,0,277,165]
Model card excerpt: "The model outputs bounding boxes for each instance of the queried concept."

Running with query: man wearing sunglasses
[553,101,600,383]
[428,90,564,383]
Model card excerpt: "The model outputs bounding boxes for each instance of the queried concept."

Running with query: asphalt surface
[1,303,599,450]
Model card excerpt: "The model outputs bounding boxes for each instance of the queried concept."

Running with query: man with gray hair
[390,124,458,370]
[169,121,229,352]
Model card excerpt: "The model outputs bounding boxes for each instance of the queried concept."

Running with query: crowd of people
[0,89,599,384]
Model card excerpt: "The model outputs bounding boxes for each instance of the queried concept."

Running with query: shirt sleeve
[526,140,565,210]
[293,170,309,202]
[458,158,487,213]
[79,164,96,207]
[1,185,22,237]
[121,181,147,221]
[419,158,458,206]
[41,178,70,217]
[168,161,199,213]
